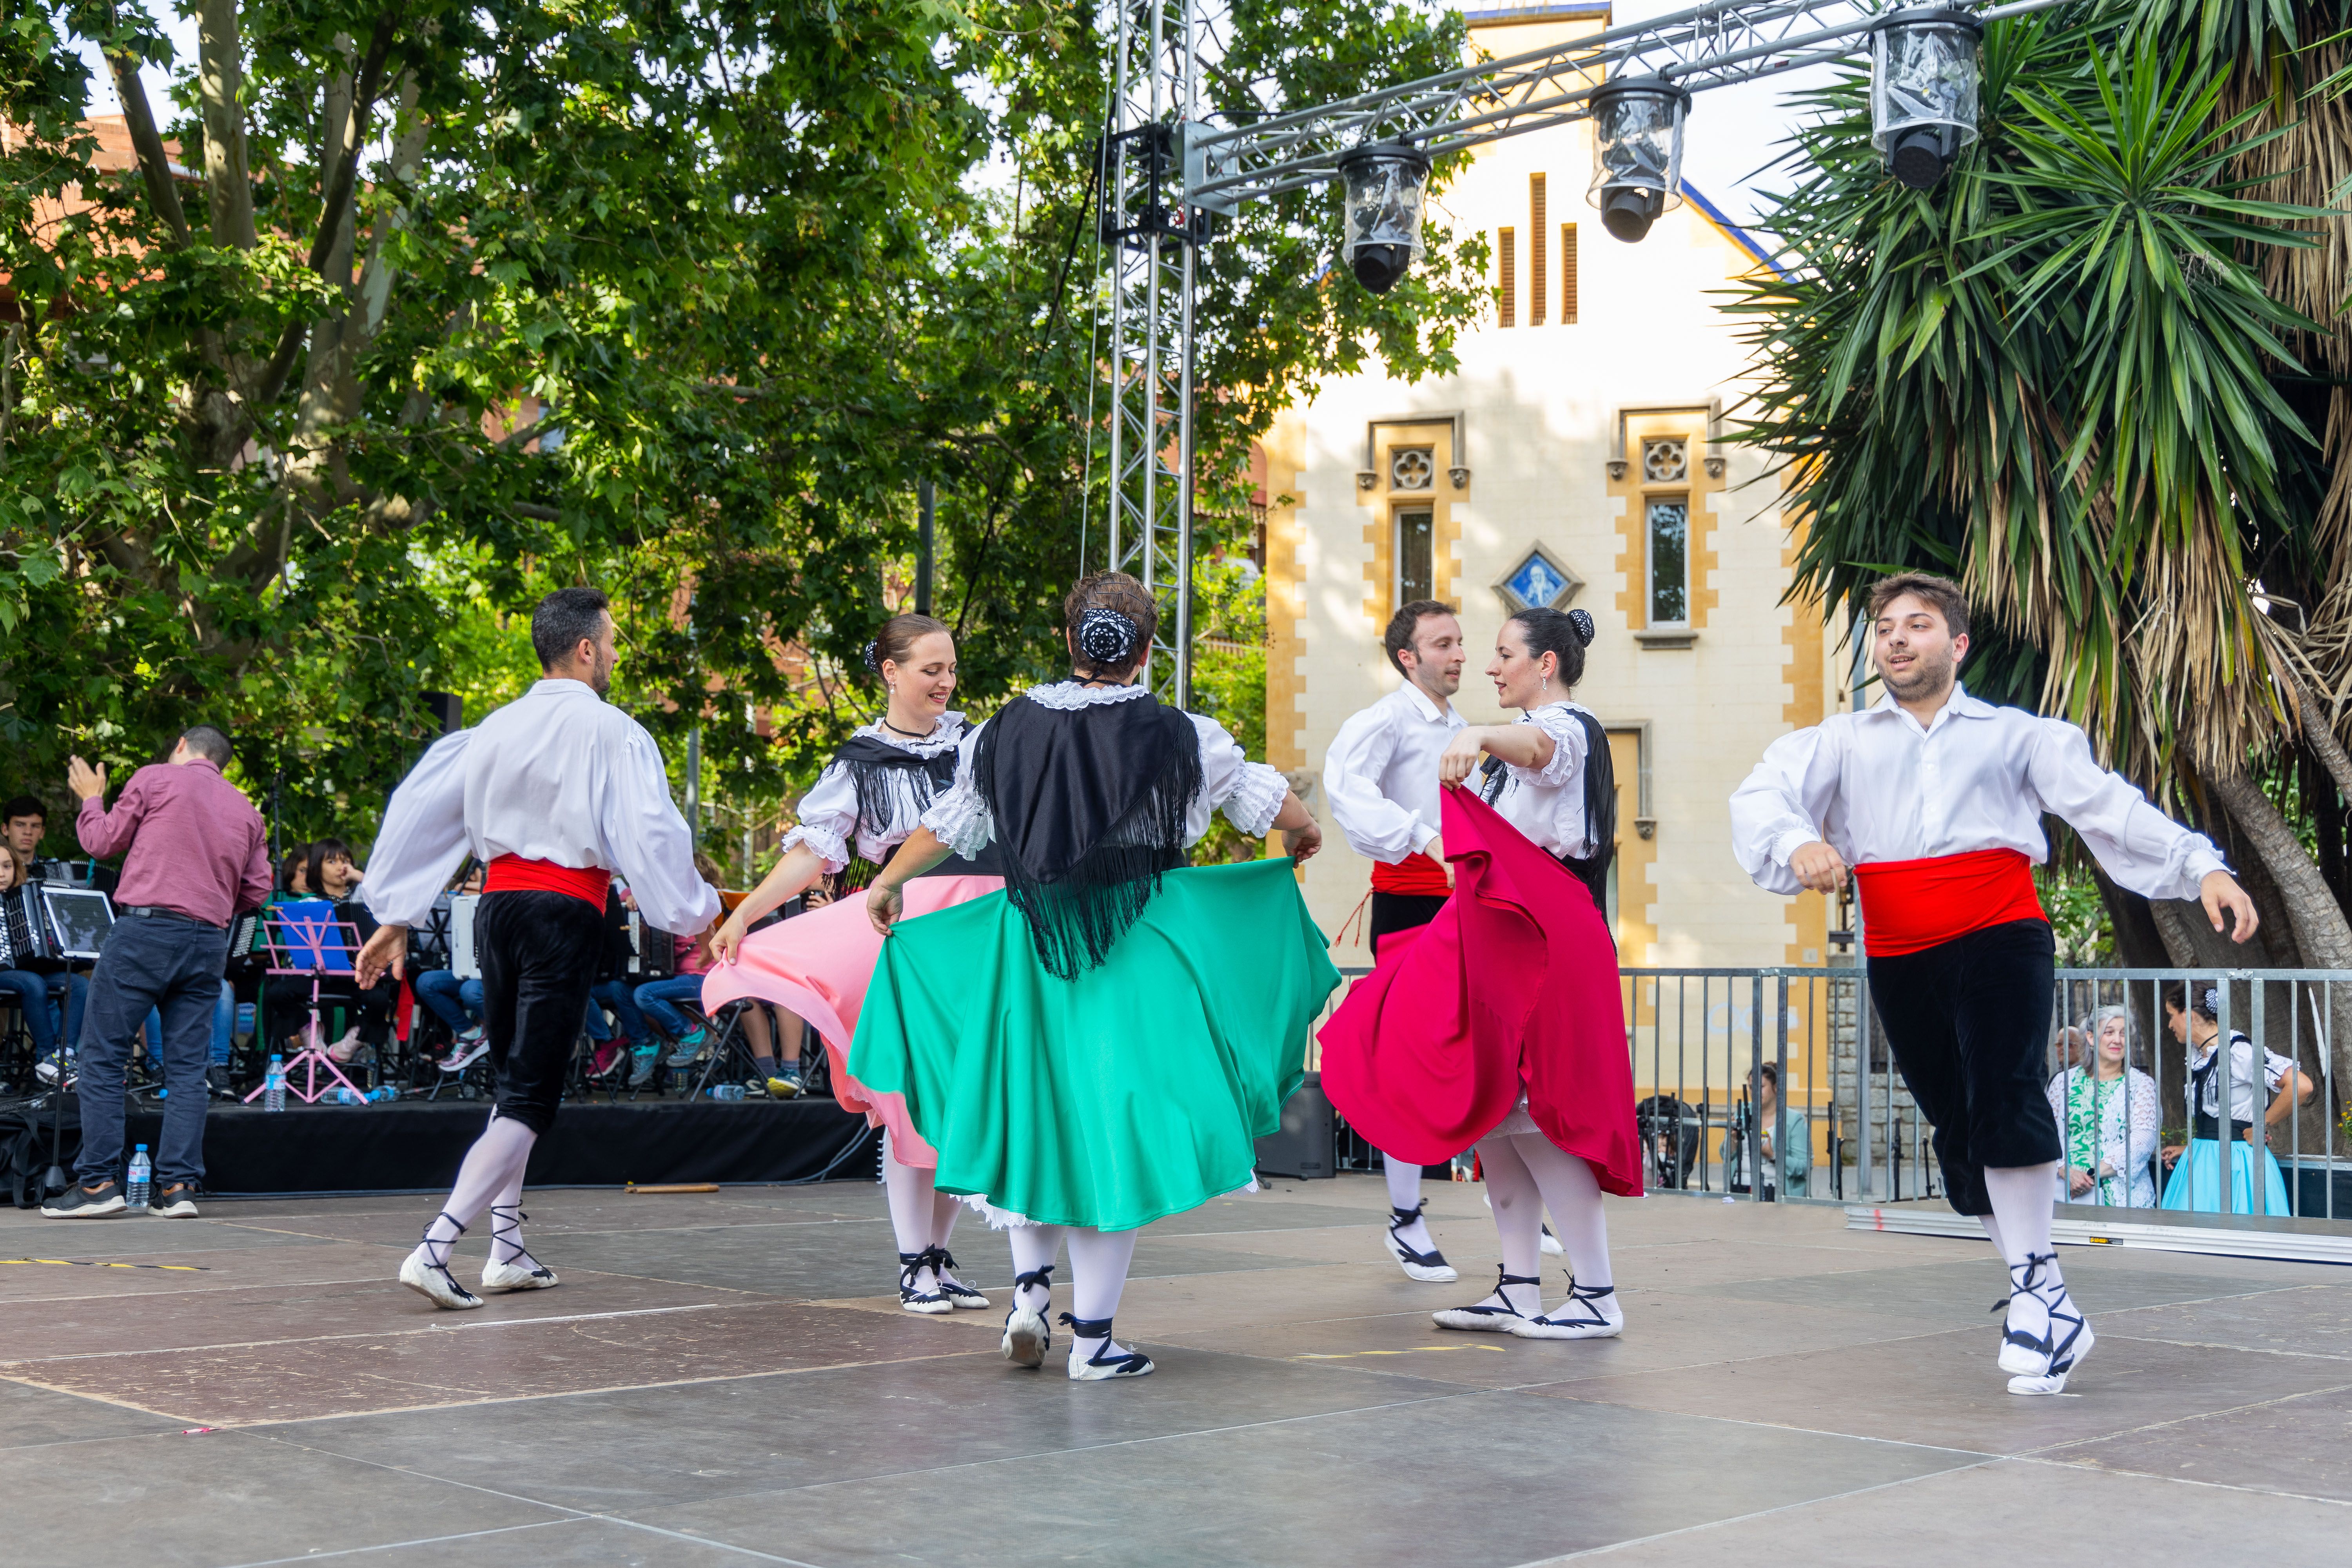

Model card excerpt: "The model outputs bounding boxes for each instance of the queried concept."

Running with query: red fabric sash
[483,854,609,908]
[1370,851,1451,898]
[1851,848,2046,958]
[1318,788,1643,1195]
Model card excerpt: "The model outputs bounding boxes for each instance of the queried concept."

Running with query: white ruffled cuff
[1222,760,1289,839]
[922,785,995,859]
[1511,705,1587,788]
[780,823,850,875]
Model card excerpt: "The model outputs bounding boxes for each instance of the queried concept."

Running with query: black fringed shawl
[973,691,1204,979]
[835,733,960,834]
[1479,708,1617,908]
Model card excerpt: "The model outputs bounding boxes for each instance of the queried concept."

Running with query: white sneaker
[438,1031,489,1073]
[399,1249,485,1310]
[1506,1281,1624,1340]
[327,1027,366,1064]
[480,1257,559,1292]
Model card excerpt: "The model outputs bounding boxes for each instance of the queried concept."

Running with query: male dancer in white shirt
[356,588,719,1309]
[1730,572,2258,1394]
[1324,601,1472,1281]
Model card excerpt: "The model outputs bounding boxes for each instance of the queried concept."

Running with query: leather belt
[119,905,226,931]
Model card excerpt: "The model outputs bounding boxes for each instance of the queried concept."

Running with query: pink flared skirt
[701,877,1003,1168]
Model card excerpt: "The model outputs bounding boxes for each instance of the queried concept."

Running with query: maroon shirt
[76,759,272,927]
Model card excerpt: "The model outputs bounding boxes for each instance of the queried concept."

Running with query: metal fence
[1319,965,2351,1220]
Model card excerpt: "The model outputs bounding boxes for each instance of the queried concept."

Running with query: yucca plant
[1729,2,2352,1112]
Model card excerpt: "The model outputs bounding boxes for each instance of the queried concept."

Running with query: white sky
[82,2,1830,235]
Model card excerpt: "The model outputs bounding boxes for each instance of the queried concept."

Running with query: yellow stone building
[1263,0,1855,978]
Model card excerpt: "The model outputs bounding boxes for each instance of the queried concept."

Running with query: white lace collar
[1024,681,1152,711]
[855,711,967,756]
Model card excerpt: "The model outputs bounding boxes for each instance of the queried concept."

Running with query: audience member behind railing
[2047,1004,2159,1208]
[2159,984,2315,1217]
[1718,1062,1811,1198]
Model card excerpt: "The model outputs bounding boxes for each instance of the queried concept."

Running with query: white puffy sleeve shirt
[1483,702,1599,859]
[923,682,1288,857]
[1729,688,2228,899]
[1322,684,1463,863]
[362,679,721,936]
[780,714,967,873]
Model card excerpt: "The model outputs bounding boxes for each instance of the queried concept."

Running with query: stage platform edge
[1846,1201,2352,1266]
[112,1096,880,1196]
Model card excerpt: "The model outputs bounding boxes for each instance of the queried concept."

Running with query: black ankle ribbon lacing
[2003,1252,2086,1374]
[1058,1313,1152,1375]
[488,1204,544,1274]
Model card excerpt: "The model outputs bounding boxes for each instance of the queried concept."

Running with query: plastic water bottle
[710,1083,745,1102]
[125,1145,151,1211]
[367,1085,399,1104]
[334,1085,361,1105]
[264,1054,287,1112]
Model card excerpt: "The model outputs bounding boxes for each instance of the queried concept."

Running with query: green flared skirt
[848,858,1342,1232]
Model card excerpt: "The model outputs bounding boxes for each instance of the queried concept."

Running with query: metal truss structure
[1097,0,2062,703]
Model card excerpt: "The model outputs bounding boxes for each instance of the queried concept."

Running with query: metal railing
[1319,965,2350,1221]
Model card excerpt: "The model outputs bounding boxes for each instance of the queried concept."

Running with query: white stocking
[1984,1163,2065,1340]
[883,1147,940,1289]
[1065,1225,1140,1362]
[1007,1223,1065,1316]
[486,1134,539,1266]
[1383,1151,1434,1252]
[1506,1132,1612,1290]
[1470,1134,1543,1314]
[417,1112,537,1269]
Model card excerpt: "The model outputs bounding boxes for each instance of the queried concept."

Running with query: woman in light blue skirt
[2158,985,2313,1216]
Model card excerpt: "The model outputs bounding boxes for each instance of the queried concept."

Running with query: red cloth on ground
[1318,787,1642,1196]
[1370,851,1451,898]
[483,854,609,908]
[1850,848,2045,957]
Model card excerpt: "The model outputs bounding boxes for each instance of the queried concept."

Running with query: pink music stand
[242,909,373,1105]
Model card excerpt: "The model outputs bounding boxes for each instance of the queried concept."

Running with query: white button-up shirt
[1730,686,2227,899]
[361,679,721,936]
[1323,682,1466,864]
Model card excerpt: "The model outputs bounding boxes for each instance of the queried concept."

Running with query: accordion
[0,885,114,967]
[626,913,677,978]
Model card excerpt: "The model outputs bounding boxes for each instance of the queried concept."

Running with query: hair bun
[1566,608,1595,646]
[1076,606,1137,666]
[861,640,881,674]
[2203,987,2221,1016]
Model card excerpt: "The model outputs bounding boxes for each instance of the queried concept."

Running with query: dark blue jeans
[635,974,706,1040]
[0,968,87,1058]
[76,915,229,1188]
[413,969,485,1033]
[588,978,646,1044]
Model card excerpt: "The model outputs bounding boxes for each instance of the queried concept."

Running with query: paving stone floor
[3,1174,2349,1566]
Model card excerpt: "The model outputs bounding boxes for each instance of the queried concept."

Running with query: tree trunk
[2201,769,2351,1160]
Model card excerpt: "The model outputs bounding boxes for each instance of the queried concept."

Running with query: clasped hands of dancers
[355,568,2255,1399]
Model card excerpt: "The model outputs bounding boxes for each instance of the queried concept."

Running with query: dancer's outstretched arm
[866,828,955,934]
[710,844,825,964]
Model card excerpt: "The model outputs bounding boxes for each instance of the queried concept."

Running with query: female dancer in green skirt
[854,571,1335,1381]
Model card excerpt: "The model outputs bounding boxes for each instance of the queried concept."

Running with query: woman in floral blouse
[2046,1005,2160,1209]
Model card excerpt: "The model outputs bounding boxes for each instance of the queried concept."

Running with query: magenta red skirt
[701,877,1003,1168]
[1318,788,1642,1197]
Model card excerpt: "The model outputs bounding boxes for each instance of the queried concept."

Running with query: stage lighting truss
[1097,0,2063,705]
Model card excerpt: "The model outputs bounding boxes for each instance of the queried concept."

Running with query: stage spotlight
[1871,7,1983,191]
[1338,142,1431,293]
[1588,77,1690,244]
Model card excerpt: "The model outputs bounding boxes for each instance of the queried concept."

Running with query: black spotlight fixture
[1871,7,1983,191]
[1587,76,1691,245]
[1337,142,1432,293]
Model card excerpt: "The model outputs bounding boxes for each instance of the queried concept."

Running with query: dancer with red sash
[704,613,1005,1316]
[1730,572,2259,1394]
[357,588,719,1310]
[1323,599,1470,1281]
[1322,607,1642,1341]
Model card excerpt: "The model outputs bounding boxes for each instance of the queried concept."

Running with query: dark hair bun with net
[1566,608,1595,646]
[861,640,880,673]
[1076,607,1137,666]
